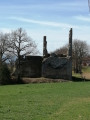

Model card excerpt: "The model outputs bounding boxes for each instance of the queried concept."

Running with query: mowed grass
[0,82,90,120]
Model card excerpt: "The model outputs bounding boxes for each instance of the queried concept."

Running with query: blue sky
[0,0,90,54]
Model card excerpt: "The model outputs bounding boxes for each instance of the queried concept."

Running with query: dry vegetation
[22,77,69,84]
[73,66,90,80]
[82,73,90,79]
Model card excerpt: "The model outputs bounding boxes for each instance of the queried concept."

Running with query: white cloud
[0,28,11,33]
[9,16,79,29]
[74,15,90,22]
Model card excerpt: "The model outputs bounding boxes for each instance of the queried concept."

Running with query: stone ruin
[42,28,72,80]
[14,28,72,80]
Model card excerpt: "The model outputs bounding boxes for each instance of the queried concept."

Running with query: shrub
[0,63,11,85]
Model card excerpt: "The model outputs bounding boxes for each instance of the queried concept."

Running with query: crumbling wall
[19,56,42,77]
[13,28,72,80]
[42,28,72,80]
[42,54,72,80]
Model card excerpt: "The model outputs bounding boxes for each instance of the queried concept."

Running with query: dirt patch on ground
[21,77,70,84]
[82,73,90,80]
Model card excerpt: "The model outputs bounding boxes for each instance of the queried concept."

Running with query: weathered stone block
[42,55,72,80]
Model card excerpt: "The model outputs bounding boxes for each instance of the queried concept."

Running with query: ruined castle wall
[42,56,72,80]
[20,56,42,77]
[14,28,72,80]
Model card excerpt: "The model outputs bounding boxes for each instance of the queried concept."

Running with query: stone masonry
[42,28,72,80]
[14,28,73,80]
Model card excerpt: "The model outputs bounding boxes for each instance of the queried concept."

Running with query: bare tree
[88,45,90,55]
[52,39,89,74]
[9,28,38,81]
[72,39,88,73]
[52,45,68,56]
[0,32,11,64]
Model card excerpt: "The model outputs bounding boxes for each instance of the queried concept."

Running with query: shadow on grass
[72,76,90,82]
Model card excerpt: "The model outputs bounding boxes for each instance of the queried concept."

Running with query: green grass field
[0,82,90,120]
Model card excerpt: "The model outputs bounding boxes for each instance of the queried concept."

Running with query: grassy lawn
[0,82,90,120]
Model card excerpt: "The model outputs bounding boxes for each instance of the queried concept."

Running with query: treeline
[0,28,38,85]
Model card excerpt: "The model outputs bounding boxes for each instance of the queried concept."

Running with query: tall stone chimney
[43,36,48,57]
[68,28,73,80]
[68,28,72,58]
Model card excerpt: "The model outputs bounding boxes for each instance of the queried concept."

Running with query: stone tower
[68,28,72,58]
[68,28,73,80]
[43,36,48,57]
